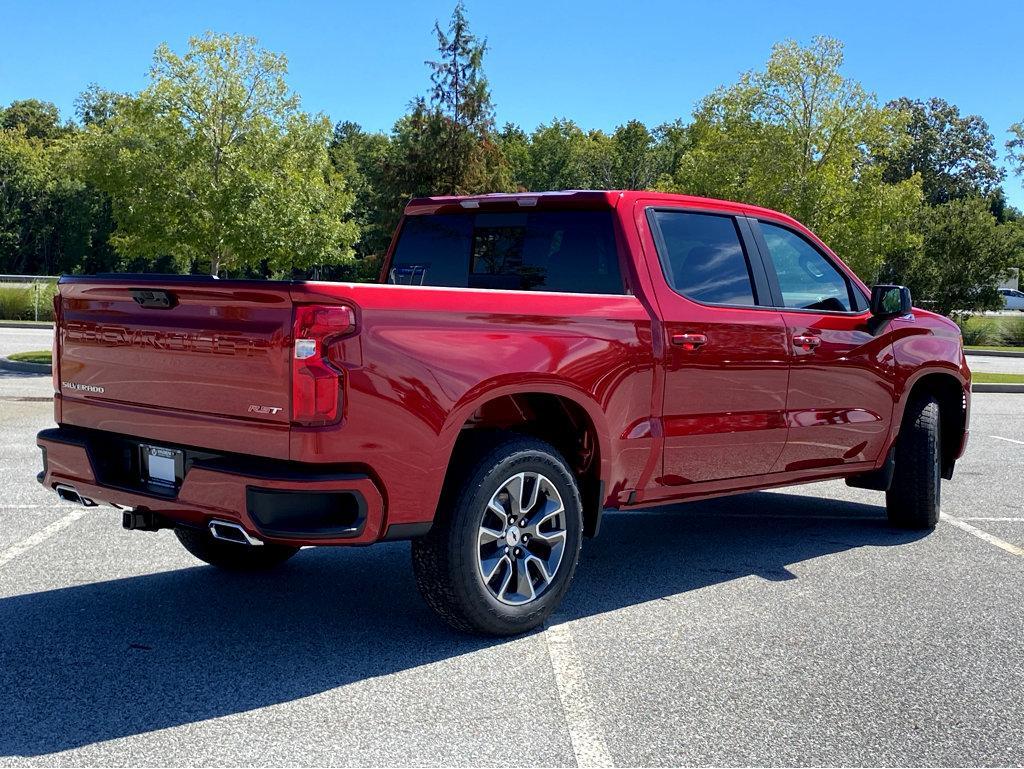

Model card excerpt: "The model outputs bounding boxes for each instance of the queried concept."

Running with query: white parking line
[990,435,1024,445]
[0,508,90,569]
[959,517,1024,522]
[543,620,615,768]
[941,513,1024,558]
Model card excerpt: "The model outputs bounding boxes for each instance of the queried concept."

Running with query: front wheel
[886,395,942,530]
[412,434,583,636]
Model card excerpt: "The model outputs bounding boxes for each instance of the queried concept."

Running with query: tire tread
[886,395,941,530]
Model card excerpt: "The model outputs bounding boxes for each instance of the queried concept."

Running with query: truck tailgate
[57,278,293,434]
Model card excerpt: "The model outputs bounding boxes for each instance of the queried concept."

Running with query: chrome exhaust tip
[208,519,263,546]
[54,483,96,507]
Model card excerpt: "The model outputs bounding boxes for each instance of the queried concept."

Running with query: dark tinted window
[760,222,852,312]
[388,215,474,287]
[388,211,623,294]
[650,211,757,305]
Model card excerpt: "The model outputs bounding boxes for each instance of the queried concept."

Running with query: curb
[0,321,53,330]
[0,356,51,375]
[972,383,1024,393]
[965,349,1024,359]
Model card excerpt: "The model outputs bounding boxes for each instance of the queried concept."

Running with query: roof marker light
[517,197,538,207]
[460,200,480,209]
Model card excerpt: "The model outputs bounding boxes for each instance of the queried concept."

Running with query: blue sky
[2,0,1022,207]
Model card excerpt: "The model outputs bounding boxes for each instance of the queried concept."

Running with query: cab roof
[403,190,802,229]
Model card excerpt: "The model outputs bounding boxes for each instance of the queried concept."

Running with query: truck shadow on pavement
[0,491,926,757]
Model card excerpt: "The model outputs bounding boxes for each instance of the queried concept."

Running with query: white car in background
[999,288,1024,311]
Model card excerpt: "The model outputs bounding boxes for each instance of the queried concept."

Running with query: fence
[0,275,60,322]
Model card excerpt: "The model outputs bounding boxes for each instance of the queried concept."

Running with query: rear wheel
[886,395,942,530]
[174,527,299,570]
[412,434,583,636]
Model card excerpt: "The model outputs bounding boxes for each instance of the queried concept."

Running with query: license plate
[141,444,182,487]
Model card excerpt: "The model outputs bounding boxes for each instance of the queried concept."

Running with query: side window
[649,210,758,306]
[759,222,853,312]
[388,215,473,287]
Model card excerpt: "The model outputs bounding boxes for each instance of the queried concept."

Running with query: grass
[7,350,52,365]
[966,345,1024,353]
[971,372,1024,385]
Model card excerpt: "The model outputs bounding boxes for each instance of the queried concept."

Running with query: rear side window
[759,222,853,312]
[388,211,624,294]
[649,210,757,306]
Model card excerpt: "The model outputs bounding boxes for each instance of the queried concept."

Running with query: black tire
[174,527,299,570]
[411,433,584,636]
[886,394,942,530]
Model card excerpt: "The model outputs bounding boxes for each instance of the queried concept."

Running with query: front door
[751,218,897,472]
[640,205,791,490]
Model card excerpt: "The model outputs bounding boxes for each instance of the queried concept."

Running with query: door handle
[671,333,708,350]
[793,334,821,350]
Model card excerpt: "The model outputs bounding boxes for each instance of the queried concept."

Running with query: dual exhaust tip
[53,483,262,546]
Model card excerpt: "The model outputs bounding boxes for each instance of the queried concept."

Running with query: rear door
[638,204,790,490]
[749,218,897,472]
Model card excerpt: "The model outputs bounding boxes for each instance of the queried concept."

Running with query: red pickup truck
[37,190,971,635]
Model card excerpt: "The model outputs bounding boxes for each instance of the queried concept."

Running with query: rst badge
[248,405,283,415]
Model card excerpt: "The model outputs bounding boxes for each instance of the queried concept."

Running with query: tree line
[2,2,1023,315]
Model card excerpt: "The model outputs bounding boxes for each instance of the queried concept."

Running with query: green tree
[328,120,393,259]
[521,119,590,190]
[609,120,657,189]
[0,117,116,276]
[0,127,44,271]
[882,97,1003,205]
[75,84,128,128]
[884,197,1020,317]
[650,120,691,187]
[1008,121,1024,181]
[663,36,921,281]
[496,123,531,190]
[0,99,65,140]
[513,119,616,190]
[83,32,357,276]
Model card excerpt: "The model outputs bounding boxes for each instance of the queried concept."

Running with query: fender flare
[885,363,968,453]
[437,376,614,485]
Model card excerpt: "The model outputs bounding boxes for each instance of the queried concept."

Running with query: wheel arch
[440,384,611,538]
[896,369,969,479]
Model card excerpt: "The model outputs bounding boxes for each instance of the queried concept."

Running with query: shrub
[0,281,58,321]
[999,315,1024,347]
[957,316,999,346]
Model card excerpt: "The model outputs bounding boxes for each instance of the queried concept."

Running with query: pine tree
[392,2,507,197]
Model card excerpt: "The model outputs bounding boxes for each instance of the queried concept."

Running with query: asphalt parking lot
[1,336,1022,766]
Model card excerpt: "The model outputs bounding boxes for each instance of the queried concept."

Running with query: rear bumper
[36,427,388,546]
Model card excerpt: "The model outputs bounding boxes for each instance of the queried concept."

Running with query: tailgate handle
[130,289,177,309]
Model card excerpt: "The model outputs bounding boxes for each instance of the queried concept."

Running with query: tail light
[291,304,355,426]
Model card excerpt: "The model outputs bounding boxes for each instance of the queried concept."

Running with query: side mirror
[870,284,912,318]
